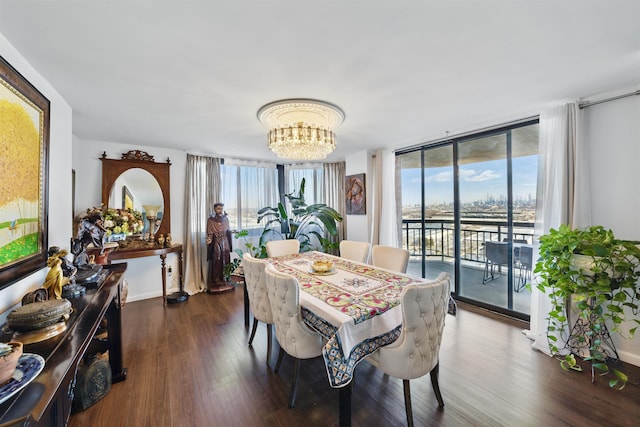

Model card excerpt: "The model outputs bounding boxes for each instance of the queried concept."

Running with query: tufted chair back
[366,272,450,426]
[371,245,410,273]
[264,265,324,359]
[266,239,300,258]
[368,272,450,378]
[242,253,274,365]
[243,253,272,324]
[264,264,324,408]
[339,240,371,264]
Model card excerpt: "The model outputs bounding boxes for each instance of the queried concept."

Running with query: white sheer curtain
[527,102,591,355]
[184,154,221,295]
[222,158,278,231]
[323,161,346,245]
[370,149,400,247]
[220,158,278,258]
[284,163,323,203]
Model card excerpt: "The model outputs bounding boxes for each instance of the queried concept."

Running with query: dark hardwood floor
[69,282,640,427]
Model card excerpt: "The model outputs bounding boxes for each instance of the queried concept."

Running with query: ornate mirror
[101,150,171,241]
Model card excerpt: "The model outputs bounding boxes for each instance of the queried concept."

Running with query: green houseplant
[222,229,267,281]
[535,224,640,389]
[257,178,343,253]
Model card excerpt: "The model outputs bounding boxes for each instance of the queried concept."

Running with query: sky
[401,155,539,206]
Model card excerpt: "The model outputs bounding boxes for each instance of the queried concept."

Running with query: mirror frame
[101,150,171,241]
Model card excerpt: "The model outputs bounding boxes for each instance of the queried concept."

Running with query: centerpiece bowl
[312,259,334,273]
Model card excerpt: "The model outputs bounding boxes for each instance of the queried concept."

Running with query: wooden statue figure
[205,203,234,294]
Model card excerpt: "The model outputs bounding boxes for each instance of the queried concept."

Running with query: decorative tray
[308,268,337,276]
[0,353,45,404]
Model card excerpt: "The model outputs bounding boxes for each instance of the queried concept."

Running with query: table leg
[339,382,352,427]
[178,250,184,291]
[160,254,167,305]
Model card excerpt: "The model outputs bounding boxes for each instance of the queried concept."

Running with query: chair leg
[430,363,445,408]
[289,358,300,409]
[403,379,414,427]
[483,259,490,284]
[248,318,259,346]
[515,269,524,292]
[274,347,285,373]
[483,260,495,284]
[266,324,273,366]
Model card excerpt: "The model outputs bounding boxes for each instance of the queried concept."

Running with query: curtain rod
[579,89,640,109]
[396,115,539,155]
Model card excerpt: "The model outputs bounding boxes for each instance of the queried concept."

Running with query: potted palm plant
[535,224,640,389]
[257,178,342,253]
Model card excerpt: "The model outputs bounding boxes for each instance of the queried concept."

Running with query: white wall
[0,33,73,321]
[72,139,187,302]
[584,87,640,365]
[345,151,373,242]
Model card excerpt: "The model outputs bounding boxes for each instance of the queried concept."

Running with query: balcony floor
[407,258,531,315]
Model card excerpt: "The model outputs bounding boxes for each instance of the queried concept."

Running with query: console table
[108,243,183,305]
[0,263,127,427]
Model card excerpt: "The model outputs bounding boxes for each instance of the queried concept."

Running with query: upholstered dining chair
[366,272,451,427]
[371,245,410,273]
[266,239,300,257]
[264,264,324,408]
[339,240,371,264]
[242,253,273,365]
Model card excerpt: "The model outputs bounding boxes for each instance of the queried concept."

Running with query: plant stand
[566,308,621,384]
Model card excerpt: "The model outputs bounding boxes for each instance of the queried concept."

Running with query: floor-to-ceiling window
[285,165,324,204]
[221,160,279,231]
[397,120,538,320]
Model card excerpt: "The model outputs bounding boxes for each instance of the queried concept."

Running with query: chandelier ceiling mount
[257,99,345,161]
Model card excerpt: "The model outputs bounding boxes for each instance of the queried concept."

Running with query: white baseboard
[125,285,180,303]
[618,349,640,368]
[126,290,164,303]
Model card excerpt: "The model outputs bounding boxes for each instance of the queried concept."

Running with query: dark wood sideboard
[0,263,127,426]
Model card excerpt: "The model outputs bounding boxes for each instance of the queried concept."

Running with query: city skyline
[401,155,538,206]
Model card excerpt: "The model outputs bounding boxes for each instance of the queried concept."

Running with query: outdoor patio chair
[482,241,509,284]
[515,245,533,292]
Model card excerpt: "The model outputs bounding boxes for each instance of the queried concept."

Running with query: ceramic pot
[0,342,23,384]
[570,253,620,278]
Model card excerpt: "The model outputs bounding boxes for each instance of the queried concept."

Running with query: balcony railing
[401,218,535,263]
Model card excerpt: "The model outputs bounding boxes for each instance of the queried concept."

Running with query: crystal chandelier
[257,99,345,161]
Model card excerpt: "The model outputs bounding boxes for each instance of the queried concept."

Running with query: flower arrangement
[84,206,144,238]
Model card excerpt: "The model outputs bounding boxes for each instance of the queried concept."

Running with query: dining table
[267,251,428,427]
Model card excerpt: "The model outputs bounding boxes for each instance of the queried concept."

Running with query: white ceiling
[1,0,639,162]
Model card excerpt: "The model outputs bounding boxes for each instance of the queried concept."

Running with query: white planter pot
[570,253,620,278]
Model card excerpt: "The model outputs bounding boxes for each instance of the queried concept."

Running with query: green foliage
[257,178,343,252]
[234,229,267,259]
[222,229,268,281]
[535,225,640,389]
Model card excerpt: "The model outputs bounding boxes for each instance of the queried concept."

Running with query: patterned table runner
[268,251,423,388]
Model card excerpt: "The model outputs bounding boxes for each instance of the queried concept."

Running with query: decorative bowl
[0,342,23,384]
[312,259,334,273]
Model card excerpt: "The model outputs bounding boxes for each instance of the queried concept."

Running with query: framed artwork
[122,186,134,210]
[0,55,50,289]
[346,173,366,215]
